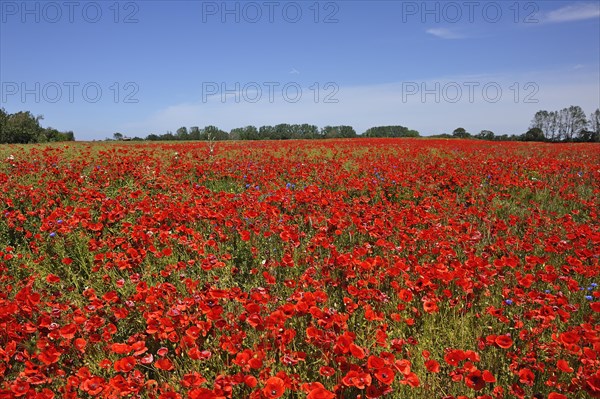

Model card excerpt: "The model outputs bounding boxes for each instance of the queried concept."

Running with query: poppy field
[0,139,599,399]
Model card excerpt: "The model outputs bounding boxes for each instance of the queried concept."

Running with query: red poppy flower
[114,356,136,373]
[374,367,395,385]
[425,359,440,373]
[244,375,257,388]
[349,343,365,359]
[495,335,513,349]
[482,370,496,383]
[401,372,420,387]
[557,359,573,373]
[342,370,372,389]
[59,323,78,340]
[586,372,600,397]
[307,386,335,399]
[159,393,181,399]
[81,377,105,396]
[559,331,579,345]
[111,343,131,354]
[10,380,30,397]
[444,349,466,366]
[518,368,535,386]
[423,299,439,314]
[263,377,285,398]
[395,359,412,375]
[465,370,485,391]
[155,358,174,371]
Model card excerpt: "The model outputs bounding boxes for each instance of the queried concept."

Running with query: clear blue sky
[1,1,599,139]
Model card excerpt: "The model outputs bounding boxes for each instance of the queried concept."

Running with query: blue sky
[1,0,599,139]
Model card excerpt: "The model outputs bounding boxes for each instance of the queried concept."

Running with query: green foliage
[452,127,471,138]
[0,108,75,144]
[522,128,545,142]
[146,126,229,141]
[475,130,495,141]
[322,125,357,138]
[364,125,420,138]
[530,105,596,142]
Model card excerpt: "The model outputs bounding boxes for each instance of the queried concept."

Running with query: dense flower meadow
[0,139,599,399]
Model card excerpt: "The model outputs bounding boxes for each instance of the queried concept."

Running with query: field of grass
[0,139,598,399]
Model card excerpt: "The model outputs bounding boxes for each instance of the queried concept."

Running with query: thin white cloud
[426,28,466,40]
[120,68,599,138]
[544,3,600,23]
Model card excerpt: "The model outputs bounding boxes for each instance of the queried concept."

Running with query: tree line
[139,124,361,141]
[529,106,599,142]
[428,106,599,142]
[126,124,419,141]
[0,108,75,144]
[2,105,598,144]
[130,105,599,143]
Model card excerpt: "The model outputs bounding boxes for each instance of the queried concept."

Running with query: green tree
[176,127,189,140]
[475,130,495,140]
[364,125,419,138]
[321,126,338,138]
[231,125,259,140]
[587,109,600,142]
[203,125,228,141]
[1,111,43,144]
[189,127,201,140]
[0,108,8,143]
[259,125,274,140]
[590,109,600,134]
[522,127,545,141]
[162,131,175,141]
[298,124,320,139]
[452,127,470,138]
[273,124,291,139]
[337,125,357,138]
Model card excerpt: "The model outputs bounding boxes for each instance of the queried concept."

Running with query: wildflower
[495,335,513,349]
[263,377,285,398]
